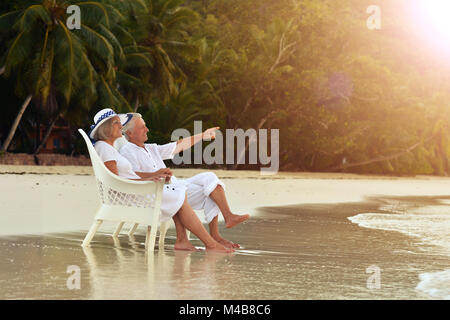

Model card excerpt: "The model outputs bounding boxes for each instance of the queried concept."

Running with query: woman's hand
[134,168,172,182]
[155,168,172,176]
[142,168,172,182]
[103,160,171,182]
[143,174,170,182]
[202,127,220,140]
[155,168,172,182]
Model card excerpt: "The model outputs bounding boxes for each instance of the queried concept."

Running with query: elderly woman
[89,108,233,253]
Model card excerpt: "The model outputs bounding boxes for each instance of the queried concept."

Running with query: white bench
[78,129,170,253]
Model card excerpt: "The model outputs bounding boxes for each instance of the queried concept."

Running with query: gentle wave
[416,270,450,300]
[348,207,450,300]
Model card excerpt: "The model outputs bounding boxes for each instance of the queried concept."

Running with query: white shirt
[120,141,189,220]
[120,141,178,181]
[94,140,140,179]
[119,141,226,223]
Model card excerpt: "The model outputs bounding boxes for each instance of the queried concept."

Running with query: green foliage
[140,88,213,144]
[1,0,450,174]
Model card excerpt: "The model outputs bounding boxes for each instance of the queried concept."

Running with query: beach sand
[0,166,449,299]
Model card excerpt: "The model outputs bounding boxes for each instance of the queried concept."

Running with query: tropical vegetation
[1,0,450,174]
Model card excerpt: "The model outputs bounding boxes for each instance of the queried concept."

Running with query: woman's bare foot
[174,240,202,252]
[225,213,249,228]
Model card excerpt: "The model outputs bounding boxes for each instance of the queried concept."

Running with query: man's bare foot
[212,234,240,249]
[174,240,202,252]
[205,241,234,253]
[225,213,249,228]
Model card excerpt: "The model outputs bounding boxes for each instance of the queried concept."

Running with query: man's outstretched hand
[202,127,220,140]
[173,127,221,154]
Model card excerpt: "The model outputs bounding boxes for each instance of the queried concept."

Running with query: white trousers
[159,172,225,223]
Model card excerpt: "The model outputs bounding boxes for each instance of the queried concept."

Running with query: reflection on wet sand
[1,195,450,299]
[81,234,230,299]
[0,231,230,299]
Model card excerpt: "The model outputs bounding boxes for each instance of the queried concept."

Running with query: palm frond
[4,29,39,77]
[53,21,75,103]
[75,24,115,75]
[102,0,148,17]
[97,75,119,107]
[161,40,199,60]
[157,0,184,18]
[125,52,154,68]
[0,10,23,33]
[123,45,152,54]
[71,33,98,98]
[117,70,151,89]
[19,5,51,32]
[76,2,110,28]
[111,24,136,47]
[163,7,199,28]
[97,23,125,63]
[100,3,126,24]
[35,38,54,103]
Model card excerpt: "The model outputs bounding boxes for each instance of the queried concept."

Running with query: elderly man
[119,113,249,249]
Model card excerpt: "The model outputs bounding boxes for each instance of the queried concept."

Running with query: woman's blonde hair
[93,117,115,141]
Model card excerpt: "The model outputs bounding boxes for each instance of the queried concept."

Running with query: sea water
[348,197,450,299]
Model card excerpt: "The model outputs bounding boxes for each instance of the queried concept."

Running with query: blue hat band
[90,110,117,129]
[122,114,133,126]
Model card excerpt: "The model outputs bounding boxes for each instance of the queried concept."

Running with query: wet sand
[1,168,450,299]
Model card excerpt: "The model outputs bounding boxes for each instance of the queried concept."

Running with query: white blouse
[94,140,141,179]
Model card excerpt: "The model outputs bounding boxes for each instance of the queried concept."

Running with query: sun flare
[415,0,450,45]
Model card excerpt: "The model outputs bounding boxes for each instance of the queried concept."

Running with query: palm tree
[117,0,201,112]
[142,89,213,144]
[0,0,124,152]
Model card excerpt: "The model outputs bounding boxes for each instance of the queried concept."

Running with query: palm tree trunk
[1,95,32,152]
[34,113,59,155]
[133,97,139,112]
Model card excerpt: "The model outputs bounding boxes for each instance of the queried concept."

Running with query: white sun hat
[119,113,133,127]
[88,108,119,140]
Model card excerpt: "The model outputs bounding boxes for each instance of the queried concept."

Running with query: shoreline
[1,169,450,237]
[1,164,450,180]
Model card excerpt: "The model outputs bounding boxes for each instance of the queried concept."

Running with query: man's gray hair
[122,113,143,140]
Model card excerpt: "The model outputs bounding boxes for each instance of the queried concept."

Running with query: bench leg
[128,223,139,236]
[145,226,152,251]
[82,219,103,247]
[159,221,168,249]
[147,224,158,253]
[113,221,125,237]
